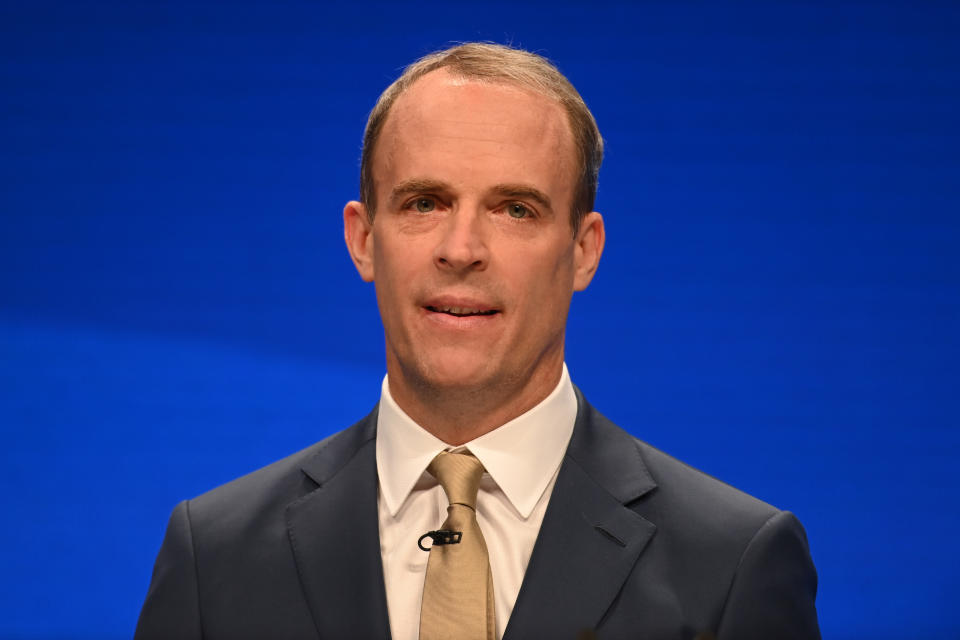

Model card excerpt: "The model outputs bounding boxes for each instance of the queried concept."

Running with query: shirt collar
[376,364,578,519]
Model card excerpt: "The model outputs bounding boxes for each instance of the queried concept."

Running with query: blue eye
[507,203,530,218]
[415,198,435,213]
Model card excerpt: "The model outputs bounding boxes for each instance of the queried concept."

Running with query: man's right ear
[343,200,375,282]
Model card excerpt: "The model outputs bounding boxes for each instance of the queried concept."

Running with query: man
[136,43,820,639]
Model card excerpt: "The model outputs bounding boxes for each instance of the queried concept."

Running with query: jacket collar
[504,387,658,638]
[286,407,392,640]
[285,387,659,639]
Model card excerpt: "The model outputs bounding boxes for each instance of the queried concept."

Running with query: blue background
[1,1,958,638]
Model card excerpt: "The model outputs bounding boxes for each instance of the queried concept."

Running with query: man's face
[346,69,603,398]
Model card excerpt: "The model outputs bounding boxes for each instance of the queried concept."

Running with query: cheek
[521,252,576,315]
[372,244,403,308]
[543,244,577,290]
[373,234,431,308]
[373,234,412,281]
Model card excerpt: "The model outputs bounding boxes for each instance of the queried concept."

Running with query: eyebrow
[387,178,553,211]
[389,178,450,204]
[490,183,552,211]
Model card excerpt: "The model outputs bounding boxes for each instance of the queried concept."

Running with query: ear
[573,211,605,291]
[343,200,375,282]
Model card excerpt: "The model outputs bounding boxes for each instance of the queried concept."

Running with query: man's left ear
[573,211,605,291]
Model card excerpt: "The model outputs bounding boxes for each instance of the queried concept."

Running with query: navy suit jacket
[135,389,820,639]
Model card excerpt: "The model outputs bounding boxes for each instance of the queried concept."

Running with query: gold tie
[419,451,496,640]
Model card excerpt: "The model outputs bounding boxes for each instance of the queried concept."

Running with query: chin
[413,352,501,392]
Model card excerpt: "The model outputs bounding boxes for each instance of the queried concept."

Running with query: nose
[433,209,489,272]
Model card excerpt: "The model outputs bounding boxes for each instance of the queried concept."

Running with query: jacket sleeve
[134,500,203,640]
[715,511,821,640]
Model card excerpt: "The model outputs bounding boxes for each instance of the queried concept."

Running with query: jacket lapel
[504,390,658,639]
[285,408,392,640]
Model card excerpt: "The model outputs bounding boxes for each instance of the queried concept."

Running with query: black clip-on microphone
[418,529,463,551]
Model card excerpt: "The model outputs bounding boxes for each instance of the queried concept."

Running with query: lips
[422,296,501,319]
[425,305,498,317]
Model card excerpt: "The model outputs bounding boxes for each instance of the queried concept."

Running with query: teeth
[429,305,496,316]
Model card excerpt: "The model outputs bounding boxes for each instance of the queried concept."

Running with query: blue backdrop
[1,2,958,638]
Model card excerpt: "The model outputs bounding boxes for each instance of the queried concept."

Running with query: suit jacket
[135,389,820,639]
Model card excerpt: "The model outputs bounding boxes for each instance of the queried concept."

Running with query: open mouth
[425,305,499,318]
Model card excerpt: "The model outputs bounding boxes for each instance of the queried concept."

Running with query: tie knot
[427,451,485,510]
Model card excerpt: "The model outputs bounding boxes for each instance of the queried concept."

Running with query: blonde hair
[359,43,603,233]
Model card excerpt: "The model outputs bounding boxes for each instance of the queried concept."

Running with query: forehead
[374,69,577,199]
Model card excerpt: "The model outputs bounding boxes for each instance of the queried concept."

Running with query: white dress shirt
[376,364,578,640]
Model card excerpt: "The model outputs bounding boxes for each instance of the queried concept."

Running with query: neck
[386,358,565,446]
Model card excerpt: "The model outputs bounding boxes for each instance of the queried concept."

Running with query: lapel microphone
[417,529,463,551]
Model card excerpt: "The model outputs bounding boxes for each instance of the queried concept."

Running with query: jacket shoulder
[574,394,782,530]
[186,407,377,536]
[634,437,781,525]
[577,402,819,636]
